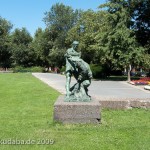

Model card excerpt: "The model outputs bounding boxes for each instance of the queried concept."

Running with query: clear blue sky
[0,0,106,36]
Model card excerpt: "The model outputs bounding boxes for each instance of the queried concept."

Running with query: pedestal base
[53,95,101,124]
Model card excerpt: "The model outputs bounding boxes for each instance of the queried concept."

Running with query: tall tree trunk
[127,64,131,82]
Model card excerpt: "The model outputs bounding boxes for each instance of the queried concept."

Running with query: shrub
[146,71,150,77]
[60,64,107,78]
[60,66,66,74]
[30,66,45,72]
[13,66,44,73]
[90,64,106,79]
[110,70,123,76]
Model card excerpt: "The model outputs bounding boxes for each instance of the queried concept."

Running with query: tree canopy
[0,17,13,69]
[0,0,149,77]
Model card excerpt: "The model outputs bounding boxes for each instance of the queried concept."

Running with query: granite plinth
[54,95,101,124]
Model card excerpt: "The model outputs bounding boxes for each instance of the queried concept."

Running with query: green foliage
[43,3,81,44]
[0,17,12,36]
[11,28,34,67]
[60,65,66,73]
[106,0,150,66]
[11,28,32,45]
[0,16,13,68]
[43,3,81,48]
[131,0,150,50]
[42,3,82,67]
[94,1,146,81]
[50,48,67,68]
[66,10,101,64]
[90,64,106,78]
[143,54,150,69]
[31,28,53,67]
[1,1,150,74]
[13,66,44,73]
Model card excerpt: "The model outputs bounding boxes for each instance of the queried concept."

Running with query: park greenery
[0,73,150,150]
[0,0,150,79]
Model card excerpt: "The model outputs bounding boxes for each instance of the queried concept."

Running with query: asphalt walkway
[32,73,150,101]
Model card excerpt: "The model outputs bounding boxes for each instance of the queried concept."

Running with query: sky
[0,0,106,36]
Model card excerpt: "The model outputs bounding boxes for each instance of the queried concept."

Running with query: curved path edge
[32,73,150,109]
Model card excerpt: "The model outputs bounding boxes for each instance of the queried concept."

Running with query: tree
[43,3,82,69]
[0,16,13,69]
[131,0,150,69]
[66,10,105,64]
[31,28,54,68]
[131,0,150,50]
[11,28,34,67]
[96,1,145,80]
[43,3,81,48]
[106,0,150,69]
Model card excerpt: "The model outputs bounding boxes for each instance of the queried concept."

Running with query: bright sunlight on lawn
[0,73,149,150]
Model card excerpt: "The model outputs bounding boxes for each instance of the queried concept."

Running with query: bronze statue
[64,41,92,102]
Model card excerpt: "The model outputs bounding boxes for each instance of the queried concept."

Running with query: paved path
[32,73,150,101]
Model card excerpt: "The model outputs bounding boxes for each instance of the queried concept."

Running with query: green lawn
[0,73,149,150]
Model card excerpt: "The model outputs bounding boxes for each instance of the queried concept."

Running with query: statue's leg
[82,79,91,96]
[65,72,72,97]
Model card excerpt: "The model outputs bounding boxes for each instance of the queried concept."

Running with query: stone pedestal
[53,95,101,124]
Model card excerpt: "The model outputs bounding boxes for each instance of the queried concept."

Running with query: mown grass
[0,73,149,150]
